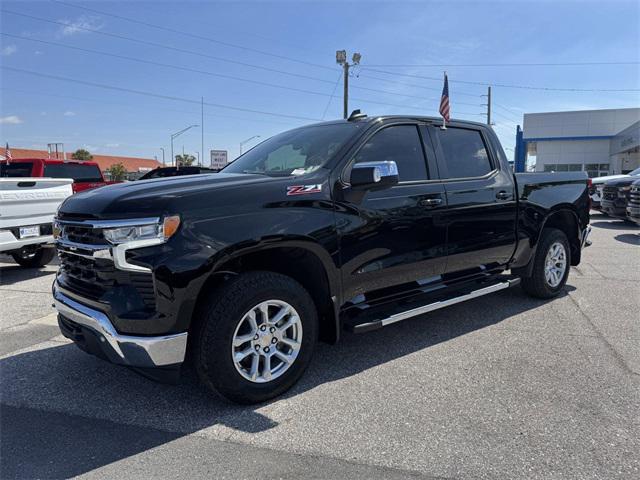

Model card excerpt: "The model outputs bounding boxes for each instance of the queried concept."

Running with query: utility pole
[160,147,165,167]
[336,50,361,119]
[201,97,204,168]
[482,86,492,125]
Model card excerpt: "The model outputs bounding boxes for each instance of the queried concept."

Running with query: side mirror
[350,161,399,190]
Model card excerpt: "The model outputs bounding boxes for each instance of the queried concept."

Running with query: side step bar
[351,278,520,334]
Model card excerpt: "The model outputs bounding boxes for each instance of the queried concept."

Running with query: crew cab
[52,114,591,404]
[0,158,112,193]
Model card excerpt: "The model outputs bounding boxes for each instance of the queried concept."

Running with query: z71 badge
[286,184,323,196]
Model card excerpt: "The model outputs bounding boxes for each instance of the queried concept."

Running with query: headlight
[103,215,180,245]
[53,221,61,239]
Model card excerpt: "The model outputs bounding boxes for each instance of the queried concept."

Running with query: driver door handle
[419,197,443,207]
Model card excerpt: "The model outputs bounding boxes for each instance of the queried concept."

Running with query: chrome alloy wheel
[544,241,567,288]
[231,300,303,383]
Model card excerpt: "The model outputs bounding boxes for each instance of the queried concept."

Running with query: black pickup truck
[52,114,591,404]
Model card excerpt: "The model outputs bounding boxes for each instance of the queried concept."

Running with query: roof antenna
[348,109,367,121]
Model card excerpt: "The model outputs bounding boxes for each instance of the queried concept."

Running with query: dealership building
[515,107,640,177]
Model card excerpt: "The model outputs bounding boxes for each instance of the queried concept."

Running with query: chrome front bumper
[53,284,187,368]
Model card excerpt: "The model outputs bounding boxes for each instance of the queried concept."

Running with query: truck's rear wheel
[194,271,318,404]
[11,246,56,268]
[521,228,571,299]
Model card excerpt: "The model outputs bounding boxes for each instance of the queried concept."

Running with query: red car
[0,158,115,193]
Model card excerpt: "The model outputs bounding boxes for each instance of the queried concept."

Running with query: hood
[591,174,629,185]
[58,173,277,219]
[605,176,639,188]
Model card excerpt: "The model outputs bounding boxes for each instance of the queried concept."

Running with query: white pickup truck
[0,178,73,267]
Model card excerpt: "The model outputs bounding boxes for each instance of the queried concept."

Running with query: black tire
[11,246,56,268]
[520,228,571,299]
[194,271,318,404]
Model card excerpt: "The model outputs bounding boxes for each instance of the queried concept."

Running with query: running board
[350,278,520,334]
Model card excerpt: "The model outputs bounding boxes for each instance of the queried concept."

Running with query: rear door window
[354,125,429,182]
[435,128,494,179]
[43,163,103,182]
[0,162,34,177]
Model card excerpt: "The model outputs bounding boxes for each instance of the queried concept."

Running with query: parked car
[590,167,640,210]
[52,114,591,404]
[625,179,640,225]
[138,166,217,180]
[0,178,73,267]
[0,158,115,193]
[600,174,640,219]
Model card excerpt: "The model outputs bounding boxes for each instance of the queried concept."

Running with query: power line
[493,102,522,120]
[0,87,299,127]
[360,67,640,92]
[354,70,484,99]
[1,14,474,105]
[362,61,640,67]
[3,66,484,121]
[0,33,486,114]
[1,66,323,121]
[322,73,343,120]
[50,0,336,72]
[1,10,336,85]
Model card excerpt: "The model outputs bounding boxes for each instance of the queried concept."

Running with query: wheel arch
[191,239,341,345]
[512,206,582,277]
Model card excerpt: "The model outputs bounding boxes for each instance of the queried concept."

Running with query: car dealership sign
[210,150,228,169]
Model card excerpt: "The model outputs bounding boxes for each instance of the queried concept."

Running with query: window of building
[585,163,610,178]
[354,125,428,181]
[435,128,493,178]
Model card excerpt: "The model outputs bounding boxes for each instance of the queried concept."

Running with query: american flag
[4,142,11,164]
[439,73,450,123]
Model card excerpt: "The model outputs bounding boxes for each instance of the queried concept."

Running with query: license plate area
[19,225,40,238]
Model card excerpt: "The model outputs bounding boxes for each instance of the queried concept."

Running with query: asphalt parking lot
[1,211,638,480]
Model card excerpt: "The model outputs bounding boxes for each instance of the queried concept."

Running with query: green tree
[175,154,196,167]
[106,162,127,181]
[71,148,93,161]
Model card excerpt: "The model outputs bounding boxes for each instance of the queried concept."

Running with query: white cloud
[59,15,103,36]
[34,50,44,56]
[63,111,76,117]
[105,143,120,148]
[0,115,24,125]
[1,45,17,56]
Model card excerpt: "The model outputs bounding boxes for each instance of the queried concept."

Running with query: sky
[1,0,639,164]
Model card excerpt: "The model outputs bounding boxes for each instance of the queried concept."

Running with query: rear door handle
[419,197,443,207]
[496,191,512,200]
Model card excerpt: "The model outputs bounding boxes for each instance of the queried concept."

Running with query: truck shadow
[590,220,637,230]
[614,233,640,246]
[0,255,59,286]
[0,285,571,479]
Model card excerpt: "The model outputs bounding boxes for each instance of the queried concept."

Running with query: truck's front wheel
[521,228,571,299]
[11,246,56,268]
[194,271,318,404]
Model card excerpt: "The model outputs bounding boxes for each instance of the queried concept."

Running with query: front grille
[63,224,106,245]
[56,220,156,311]
[58,251,155,309]
[602,186,617,201]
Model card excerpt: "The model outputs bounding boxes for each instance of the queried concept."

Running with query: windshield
[222,123,360,176]
[630,167,640,176]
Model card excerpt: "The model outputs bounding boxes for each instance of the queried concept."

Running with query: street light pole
[336,50,361,119]
[239,135,261,155]
[170,124,199,169]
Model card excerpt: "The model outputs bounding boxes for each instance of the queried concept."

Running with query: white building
[522,108,640,177]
